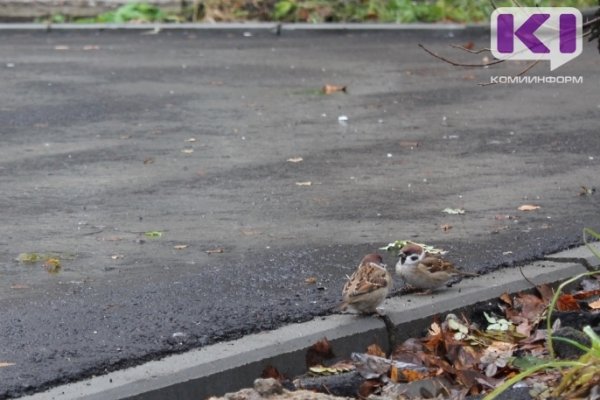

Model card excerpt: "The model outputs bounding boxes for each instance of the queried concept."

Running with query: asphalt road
[0,27,599,398]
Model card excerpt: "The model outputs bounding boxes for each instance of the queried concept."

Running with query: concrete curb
[20,244,599,400]
[0,22,476,32]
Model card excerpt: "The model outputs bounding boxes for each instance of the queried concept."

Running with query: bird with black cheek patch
[395,244,477,294]
[340,253,392,315]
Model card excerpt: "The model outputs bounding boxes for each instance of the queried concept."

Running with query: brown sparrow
[395,244,477,294]
[340,253,392,315]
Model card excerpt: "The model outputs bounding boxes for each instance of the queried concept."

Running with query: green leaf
[510,356,548,371]
[144,231,163,238]
[274,0,295,20]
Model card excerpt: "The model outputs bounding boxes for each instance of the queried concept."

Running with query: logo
[491,7,583,71]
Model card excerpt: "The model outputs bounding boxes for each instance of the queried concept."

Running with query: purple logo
[491,8,582,70]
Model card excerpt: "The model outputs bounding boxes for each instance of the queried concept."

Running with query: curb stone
[20,247,597,400]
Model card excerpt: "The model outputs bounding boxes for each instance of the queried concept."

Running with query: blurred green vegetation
[39,0,598,24]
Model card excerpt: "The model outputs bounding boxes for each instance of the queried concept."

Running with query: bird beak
[398,252,407,263]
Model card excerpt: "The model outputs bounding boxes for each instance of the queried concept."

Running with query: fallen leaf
[398,141,420,148]
[322,84,347,95]
[358,379,382,398]
[441,224,453,232]
[144,231,163,238]
[588,299,600,309]
[306,337,334,368]
[205,248,224,254]
[366,343,386,357]
[518,204,540,211]
[295,181,312,186]
[54,45,69,50]
[0,362,15,368]
[143,157,155,164]
[462,41,475,50]
[111,254,124,260]
[261,365,285,381]
[287,157,303,163]
[10,284,30,290]
[556,294,580,311]
[181,148,194,154]
[173,244,188,250]
[17,252,43,263]
[499,292,513,307]
[579,186,595,196]
[43,258,61,274]
[305,276,317,284]
[442,208,465,215]
[185,138,197,142]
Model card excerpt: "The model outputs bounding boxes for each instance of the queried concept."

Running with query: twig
[583,15,600,28]
[490,0,499,10]
[449,44,492,54]
[518,265,537,288]
[418,43,505,67]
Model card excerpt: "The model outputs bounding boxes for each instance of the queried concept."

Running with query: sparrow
[340,253,392,315]
[395,244,477,294]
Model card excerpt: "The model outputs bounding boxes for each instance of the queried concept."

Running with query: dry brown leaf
[10,284,30,290]
[462,41,475,50]
[322,84,347,95]
[358,379,381,398]
[572,289,600,300]
[399,141,420,148]
[389,365,399,382]
[173,244,188,250]
[556,294,580,311]
[0,362,15,368]
[287,157,303,163]
[366,343,386,357]
[518,204,540,211]
[43,258,61,274]
[499,292,513,306]
[305,337,334,368]
[295,181,312,186]
[305,276,317,284]
[588,298,600,309]
[536,284,554,304]
[143,157,154,164]
[205,248,224,254]
[261,365,285,381]
[441,224,452,232]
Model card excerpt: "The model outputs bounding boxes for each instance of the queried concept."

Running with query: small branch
[583,15,600,28]
[418,43,505,67]
[449,44,492,54]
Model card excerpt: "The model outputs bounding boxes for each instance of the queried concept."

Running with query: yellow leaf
[322,84,347,95]
[518,204,540,211]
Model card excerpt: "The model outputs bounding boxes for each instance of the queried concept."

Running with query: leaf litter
[215,275,600,400]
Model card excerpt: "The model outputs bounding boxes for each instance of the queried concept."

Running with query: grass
[484,227,600,400]
[39,0,598,24]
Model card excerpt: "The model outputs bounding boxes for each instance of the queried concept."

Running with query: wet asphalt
[0,27,599,398]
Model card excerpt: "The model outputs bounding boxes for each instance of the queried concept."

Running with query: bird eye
[410,255,419,261]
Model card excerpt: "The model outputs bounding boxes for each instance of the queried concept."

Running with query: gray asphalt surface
[0,27,599,398]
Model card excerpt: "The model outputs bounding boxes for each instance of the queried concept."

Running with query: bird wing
[343,262,390,298]
[420,256,456,274]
